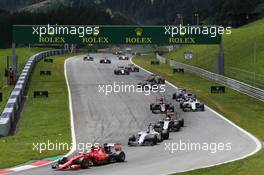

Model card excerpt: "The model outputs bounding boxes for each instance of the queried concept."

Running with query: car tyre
[152,136,158,145]
[117,151,126,162]
[150,104,154,110]
[80,158,89,169]
[161,130,169,140]
[179,118,184,127]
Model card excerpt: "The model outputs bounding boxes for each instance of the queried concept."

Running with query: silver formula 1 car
[181,98,205,112]
[83,55,94,61]
[125,64,139,72]
[100,58,111,64]
[114,66,130,75]
[172,88,186,101]
[173,91,196,102]
[118,55,129,60]
[128,124,167,146]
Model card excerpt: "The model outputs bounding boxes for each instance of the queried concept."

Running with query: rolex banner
[13,25,227,44]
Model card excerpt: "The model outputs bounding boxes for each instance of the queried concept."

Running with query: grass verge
[133,54,264,175]
[0,53,77,169]
[165,18,264,88]
[0,47,51,111]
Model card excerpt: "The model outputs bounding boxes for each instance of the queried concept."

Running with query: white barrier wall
[0,49,68,136]
[156,54,264,101]
[156,53,166,63]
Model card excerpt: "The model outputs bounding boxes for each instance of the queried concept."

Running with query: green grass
[0,53,77,169]
[165,18,264,88]
[174,150,264,175]
[133,54,264,175]
[0,47,51,111]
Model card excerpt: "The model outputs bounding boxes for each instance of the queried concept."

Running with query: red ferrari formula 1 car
[52,143,125,170]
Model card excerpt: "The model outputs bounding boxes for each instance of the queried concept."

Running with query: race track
[14,53,259,175]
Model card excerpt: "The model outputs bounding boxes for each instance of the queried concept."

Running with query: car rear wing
[114,143,122,151]
[156,96,165,101]
[104,143,122,151]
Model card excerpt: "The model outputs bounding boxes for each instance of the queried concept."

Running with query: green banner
[13,25,223,44]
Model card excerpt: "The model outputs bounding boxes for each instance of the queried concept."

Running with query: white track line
[64,56,77,157]
[130,57,262,175]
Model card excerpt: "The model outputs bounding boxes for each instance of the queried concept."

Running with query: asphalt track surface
[15,53,258,175]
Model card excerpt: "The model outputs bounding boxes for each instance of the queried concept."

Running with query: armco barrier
[156,53,166,63]
[156,54,264,101]
[0,49,68,136]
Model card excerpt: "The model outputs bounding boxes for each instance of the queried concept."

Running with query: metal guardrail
[156,54,166,63]
[156,54,264,101]
[0,49,68,136]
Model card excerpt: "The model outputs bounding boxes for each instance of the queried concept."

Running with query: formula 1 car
[125,64,139,72]
[153,112,184,135]
[114,66,130,75]
[90,143,125,165]
[176,92,196,103]
[181,98,205,112]
[150,96,174,114]
[52,153,90,170]
[179,93,197,108]
[100,58,111,64]
[153,123,170,140]
[83,55,94,61]
[128,124,166,146]
[166,112,184,127]
[154,118,180,133]
[172,88,186,101]
[118,55,129,60]
[152,119,171,139]
[146,74,165,84]
[52,143,125,170]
